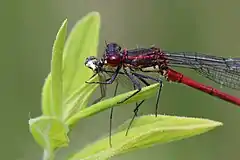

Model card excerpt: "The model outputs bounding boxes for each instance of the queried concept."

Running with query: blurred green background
[2,0,240,159]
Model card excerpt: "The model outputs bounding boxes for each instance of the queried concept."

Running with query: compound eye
[106,43,122,53]
[106,54,121,67]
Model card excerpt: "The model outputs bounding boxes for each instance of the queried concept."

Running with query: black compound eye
[106,43,122,53]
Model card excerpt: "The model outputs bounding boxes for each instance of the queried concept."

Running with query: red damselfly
[85,42,240,146]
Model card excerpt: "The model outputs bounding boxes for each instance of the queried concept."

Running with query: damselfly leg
[123,72,163,135]
[85,65,122,85]
[125,100,145,136]
[116,67,142,104]
[91,74,107,105]
[109,81,119,147]
[132,72,163,117]
[124,75,148,136]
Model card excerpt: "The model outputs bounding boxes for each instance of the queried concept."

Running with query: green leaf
[63,76,98,122]
[33,12,101,160]
[42,12,100,121]
[60,12,100,122]
[41,19,68,118]
[29,116,69,153]
[51,19,67,118]
[62,12,100,100]
[66,83,160,126]
[41,74,52,116]
[69,115,222,160]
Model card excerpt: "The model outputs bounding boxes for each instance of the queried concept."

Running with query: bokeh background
[2,0,240,159]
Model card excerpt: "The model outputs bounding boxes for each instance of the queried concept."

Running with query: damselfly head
[103,43,122,67]
[85,56,104,73]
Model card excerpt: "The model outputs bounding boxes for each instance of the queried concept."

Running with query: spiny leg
[109,81,119,147]
[86,67,119,104]
[100,69,162,136]
[112,69,142,135]
[103,69,162,116]
[155,79,163,117]
[132,72,163,117]
[125,75,152,135]
[92,74,107,105]
[132,82,139,111]
[125,100,145,136]
[86,65,121,85]
[105,68,150,136]
[92,69,120,105]
[85,67,121,147]
[132,75,150,118]
[117,68,142,104]
[90,70,120,147]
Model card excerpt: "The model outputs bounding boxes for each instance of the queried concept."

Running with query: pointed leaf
[42,19,68,118]
[51,19,67,118]
[69,115,222,160]
[62,12,100,100]
[66,83,160,126]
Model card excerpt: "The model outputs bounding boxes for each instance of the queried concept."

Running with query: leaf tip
[87,11,100,18]
[86,11,101,24]
[209,121,223,127]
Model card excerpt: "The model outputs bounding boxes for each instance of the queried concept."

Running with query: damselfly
[85,42,240,146]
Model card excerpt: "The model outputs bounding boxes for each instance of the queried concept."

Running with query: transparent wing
[164,51,240,90]
[194,65,240,90]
